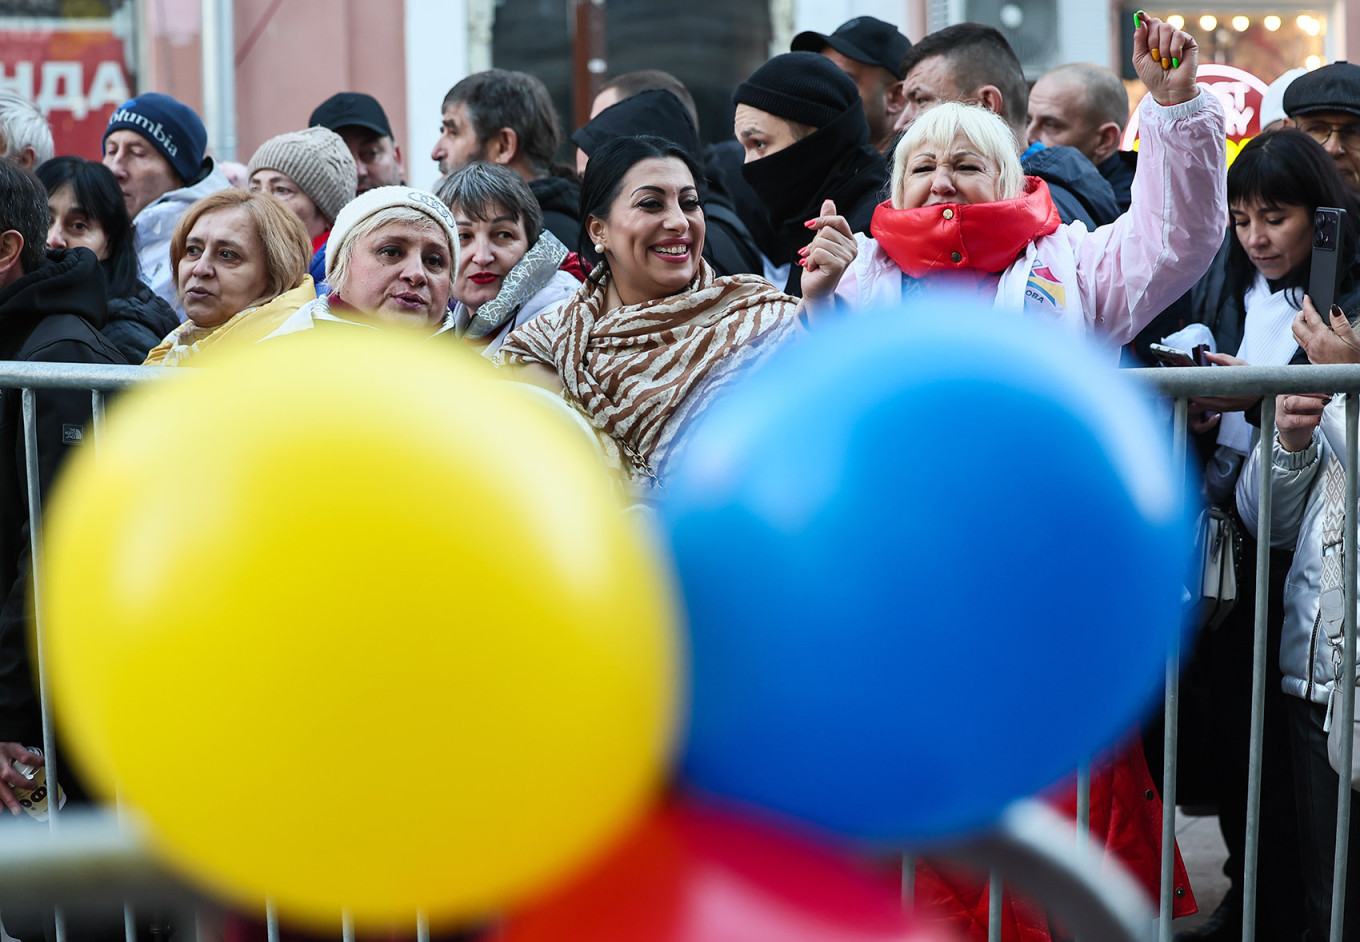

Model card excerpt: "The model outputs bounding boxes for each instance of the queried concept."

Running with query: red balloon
[495,797,946,942]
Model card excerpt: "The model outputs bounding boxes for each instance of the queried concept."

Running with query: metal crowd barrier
[1132,363,1360,942]
[4,361,1360,942]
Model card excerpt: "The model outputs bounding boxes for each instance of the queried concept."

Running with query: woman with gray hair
[265,185,459,339]
[437,161,580,357]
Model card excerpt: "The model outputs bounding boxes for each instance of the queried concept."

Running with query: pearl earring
[594,242,605,253]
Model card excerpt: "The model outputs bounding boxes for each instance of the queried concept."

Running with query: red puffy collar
[869,177,1062,279]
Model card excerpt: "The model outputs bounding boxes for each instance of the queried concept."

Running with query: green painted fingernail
[1135,9,1145,27]
[1172,57,1179,68]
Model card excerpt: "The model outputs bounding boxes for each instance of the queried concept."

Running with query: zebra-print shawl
[496,260,801,484]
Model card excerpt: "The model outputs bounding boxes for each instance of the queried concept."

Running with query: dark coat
[103,279,177,365]
[1023,145,1121,229]
[0,248,123,747]
[1099,150,1138,215]
[530,174,582,251]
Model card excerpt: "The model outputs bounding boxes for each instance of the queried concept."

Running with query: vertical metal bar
[193,909,206,942]
[22,389,57,826]
[416,910,430,942]
[91,390,105,456]
[1159,397,1189,942]
[24,387,65,942]
[116,783,135,942]
[1076,764,1091,840]
[341,910,355,942]
[1329,393,1359,942]
[988,870,1002,942]
[1242,395,1277,942]
[265,900,279,942]
[901,854,915,910]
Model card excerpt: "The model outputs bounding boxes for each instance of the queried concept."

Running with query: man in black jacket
[0,161,123,816]
[430,70,580,248]
[895,23,1119,229]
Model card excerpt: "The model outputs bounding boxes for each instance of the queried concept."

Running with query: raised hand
[800,199,857,303]
[1132,11,1199,106]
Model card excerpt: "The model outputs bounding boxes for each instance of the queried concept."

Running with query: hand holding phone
[1149,342,1209,367]
[1308,207,1347,318]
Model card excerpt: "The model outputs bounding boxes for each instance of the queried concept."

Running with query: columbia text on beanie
[103,92,207,186]
[247,127,358,225]
[733,52,861,130]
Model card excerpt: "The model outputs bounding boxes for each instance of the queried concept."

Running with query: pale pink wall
[144,0,410,166]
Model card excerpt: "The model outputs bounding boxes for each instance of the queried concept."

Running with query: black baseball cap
[791,16,912,80]
[1283,62,1360,120]
[309,92,394,138]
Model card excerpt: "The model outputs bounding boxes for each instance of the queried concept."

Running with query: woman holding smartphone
[1181,127,1360,941]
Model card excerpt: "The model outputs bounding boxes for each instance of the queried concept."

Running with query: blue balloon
[663,302,1196,842]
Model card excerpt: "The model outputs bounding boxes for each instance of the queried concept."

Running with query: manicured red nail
[804,220,817,229]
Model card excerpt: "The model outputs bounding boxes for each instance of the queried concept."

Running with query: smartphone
[1149,342,1208,367]
[1309,207,1347,317]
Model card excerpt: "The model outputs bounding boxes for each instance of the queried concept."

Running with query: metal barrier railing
[1133,364,1360,942]
[4,361,1360,942]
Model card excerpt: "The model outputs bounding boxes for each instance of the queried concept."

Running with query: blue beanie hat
[103,93,208,185]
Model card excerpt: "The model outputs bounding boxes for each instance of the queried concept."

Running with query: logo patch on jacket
[1025,262,1067,312]
[61,425,84,445]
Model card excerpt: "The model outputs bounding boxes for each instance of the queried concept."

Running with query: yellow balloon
[43,330,679,930]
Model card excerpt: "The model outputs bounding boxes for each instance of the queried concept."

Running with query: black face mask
[740,105,870,238]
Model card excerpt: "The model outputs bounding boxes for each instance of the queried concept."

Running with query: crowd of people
[1,9,1360,941]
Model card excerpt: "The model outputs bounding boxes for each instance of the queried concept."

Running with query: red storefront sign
[0,21,132,159]
[1121,63,1270,164]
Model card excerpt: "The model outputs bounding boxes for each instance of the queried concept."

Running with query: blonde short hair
[170,188,310,309]
[891,102,1024,208]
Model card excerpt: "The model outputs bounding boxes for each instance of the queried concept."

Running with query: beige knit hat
[247,126,357,225]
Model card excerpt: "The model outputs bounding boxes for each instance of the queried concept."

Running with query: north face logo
[61,425,84,445]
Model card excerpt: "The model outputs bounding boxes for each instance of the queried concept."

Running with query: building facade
[0,0,1353,190]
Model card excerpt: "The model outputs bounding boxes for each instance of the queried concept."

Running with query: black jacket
[530,174,582,251]
[0,248,123,747]
[104,279,177,365]
[1099,150,1138,215]
[1023,145,1121,229]
[706,139,783,264]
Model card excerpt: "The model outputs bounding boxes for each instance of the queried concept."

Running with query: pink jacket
[834,90,1227,353]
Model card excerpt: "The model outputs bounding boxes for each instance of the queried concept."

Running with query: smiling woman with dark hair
[36,156,178,363]
[497,135,856,489]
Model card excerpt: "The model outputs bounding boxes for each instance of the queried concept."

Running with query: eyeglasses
[1298,120,1360,149]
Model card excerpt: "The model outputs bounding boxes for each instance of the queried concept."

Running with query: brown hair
[170,188,311,310]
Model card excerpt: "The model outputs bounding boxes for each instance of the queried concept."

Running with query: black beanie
[733,52,860,129]
[573,89,701,159]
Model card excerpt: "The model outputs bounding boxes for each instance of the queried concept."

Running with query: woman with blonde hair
[836,13,1226,354]
[145,187,314,365]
